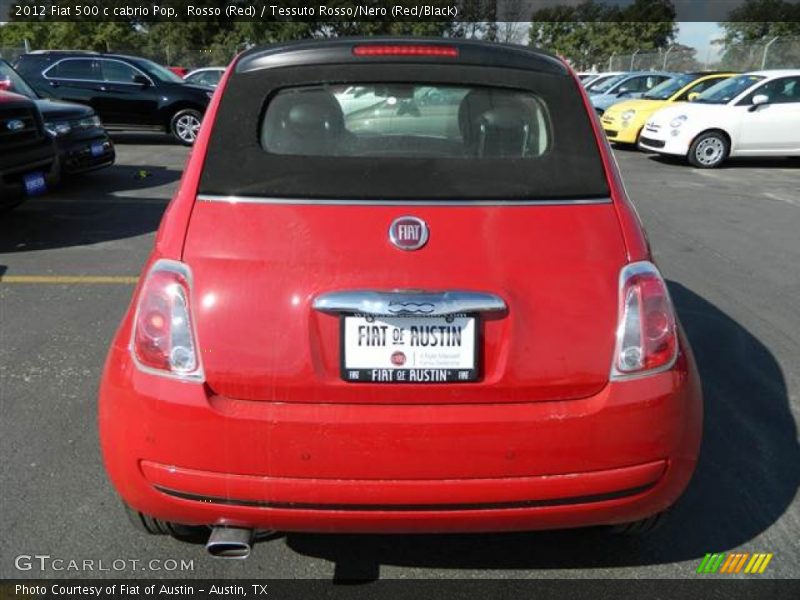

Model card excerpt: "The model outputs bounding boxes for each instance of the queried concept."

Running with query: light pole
[662,45,673,70]
[761,36,780,70]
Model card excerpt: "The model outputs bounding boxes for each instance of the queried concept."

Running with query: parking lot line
[0,275,138,284]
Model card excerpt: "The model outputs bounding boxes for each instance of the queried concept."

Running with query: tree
[718,0,800,70]
[662,43,701,71]
[720,0,800,43]
[529,0,676,70]
[0,0,462,67]
[495,0,532,44]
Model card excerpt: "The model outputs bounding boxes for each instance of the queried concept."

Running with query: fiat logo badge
[389,216,429,251]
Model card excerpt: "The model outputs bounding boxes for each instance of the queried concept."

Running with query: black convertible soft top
[199,38,610,201]
[234,37,569,76]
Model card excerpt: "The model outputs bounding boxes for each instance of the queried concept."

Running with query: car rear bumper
[99,341,702,533]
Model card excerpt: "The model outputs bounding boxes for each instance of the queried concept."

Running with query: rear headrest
[263,89,345,154]
[458,90,534,157]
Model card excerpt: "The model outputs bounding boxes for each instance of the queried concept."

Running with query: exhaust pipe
[206,526,254,559]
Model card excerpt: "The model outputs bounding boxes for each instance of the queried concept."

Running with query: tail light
[131,259,203,381]
[611,261,677,378]
[353,44,458,58]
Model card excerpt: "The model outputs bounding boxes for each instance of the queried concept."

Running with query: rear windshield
[262,84,550,159]
[200,63,609,201]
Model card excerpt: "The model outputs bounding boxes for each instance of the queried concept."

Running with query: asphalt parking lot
[1,136,798,580]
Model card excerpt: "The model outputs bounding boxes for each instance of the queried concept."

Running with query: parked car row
[1,51,225,210]
[585,68,800,168]
[1,59,114,210]
[13,50,215,146]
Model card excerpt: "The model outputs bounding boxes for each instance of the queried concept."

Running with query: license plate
[342,315,477,383]
[22,171,46,196]
[90,142,105,157]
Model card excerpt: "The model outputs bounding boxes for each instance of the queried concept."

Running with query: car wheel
[123,504,207,541]
[688,131,729,168]
[169,109,202,146]
[608,510,669,535]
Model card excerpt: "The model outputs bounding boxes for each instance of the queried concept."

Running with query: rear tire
[169,108,202,146]
[688,131,729,168]
[608,510,669,535]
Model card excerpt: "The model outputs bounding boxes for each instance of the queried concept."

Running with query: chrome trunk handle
[313,290,506,317]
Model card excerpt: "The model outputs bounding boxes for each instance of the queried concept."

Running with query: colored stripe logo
[697,552,773,574]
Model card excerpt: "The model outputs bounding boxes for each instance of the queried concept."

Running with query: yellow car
[601,72,737,144]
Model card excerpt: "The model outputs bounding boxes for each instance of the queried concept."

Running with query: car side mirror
[132,74,150,87]
[687,92,700,102]
[748,94,769,112]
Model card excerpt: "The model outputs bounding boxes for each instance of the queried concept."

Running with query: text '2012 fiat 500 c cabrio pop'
[99,39,702,559]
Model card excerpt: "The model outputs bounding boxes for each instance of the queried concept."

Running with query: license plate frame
[340,314,479,384]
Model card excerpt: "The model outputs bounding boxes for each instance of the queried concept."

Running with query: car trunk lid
[182,198,625,404]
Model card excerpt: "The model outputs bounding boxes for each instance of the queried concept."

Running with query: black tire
[608,510,669,535]
[688,131,729,168]
[123,504,207,542]
[169,108,203,146]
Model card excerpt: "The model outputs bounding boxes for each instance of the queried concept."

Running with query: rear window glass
[261,84,550,159]
[200,63,610,201]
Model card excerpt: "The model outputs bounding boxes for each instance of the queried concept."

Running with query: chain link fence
[607,36,800,72]
[5,36,800,73]
[102,45,237,69]
[0,45,27,63]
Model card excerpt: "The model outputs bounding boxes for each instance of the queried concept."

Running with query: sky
[676,22,725,62]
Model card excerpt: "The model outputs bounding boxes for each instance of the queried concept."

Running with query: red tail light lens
[131,259,203,381]
[353,45,458,58]
[612,262,677,377]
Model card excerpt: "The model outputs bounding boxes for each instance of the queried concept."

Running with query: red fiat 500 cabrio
[99,39,702,558]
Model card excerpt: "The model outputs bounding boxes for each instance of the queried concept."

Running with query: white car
[638,70,800,168]
[183,67,225,88]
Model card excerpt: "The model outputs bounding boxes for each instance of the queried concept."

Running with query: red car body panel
[182,201,625,404]
[100,334,700,531]
[99,40,702,535]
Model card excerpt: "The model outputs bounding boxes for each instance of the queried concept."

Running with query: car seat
[262,88,352,155]
[458,90,535,158]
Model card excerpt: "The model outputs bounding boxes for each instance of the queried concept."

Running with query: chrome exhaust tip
[206,526,254,559]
